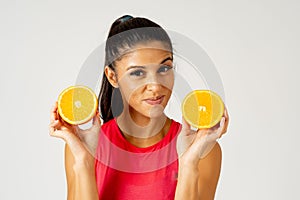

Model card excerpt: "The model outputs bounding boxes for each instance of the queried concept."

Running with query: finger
[49,121,62,137]
[49,123,76,143]
[59,116,73,129]
[217,117,226,138]
[49,126,56,136]
[92,112,101,126]
[223,106,229,122]
[49,120,63,136]
[196,117,225,138]
[73,125,82,135]
[49,128,67,140]
[49,119,60,127]
[220,117,225,129]
[222,123,228,134]
[224,105,229,118]
[222,106,229,133]
[50,101,58,112]
[223,107,229,121]
[56,112,72,131]
[181,116,191,132]
[195,128,210,139]
[50,102,58,122]
[50,115,75,135]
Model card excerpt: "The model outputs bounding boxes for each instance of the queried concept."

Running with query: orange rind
[57,85,98,125]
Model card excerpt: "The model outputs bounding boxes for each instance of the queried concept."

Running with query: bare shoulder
[197,142,222,200]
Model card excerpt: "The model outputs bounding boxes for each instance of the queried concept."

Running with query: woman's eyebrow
[126,56,173,71]
[126,66,146,71]
[160,56,173,64]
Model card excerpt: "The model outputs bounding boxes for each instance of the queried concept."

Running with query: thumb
[181,116,191,133]
[92,111,101,126]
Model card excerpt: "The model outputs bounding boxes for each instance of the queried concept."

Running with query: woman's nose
[144,74,162,91]
[146,82,162,91]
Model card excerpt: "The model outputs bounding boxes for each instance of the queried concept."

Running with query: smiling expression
[106,41,175,120]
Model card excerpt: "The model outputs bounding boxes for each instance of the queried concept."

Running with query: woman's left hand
[177,106,229,166]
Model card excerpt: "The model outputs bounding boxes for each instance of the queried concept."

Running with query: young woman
[49,15,229,200]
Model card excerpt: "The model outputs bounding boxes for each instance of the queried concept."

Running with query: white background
[2,0,300,199]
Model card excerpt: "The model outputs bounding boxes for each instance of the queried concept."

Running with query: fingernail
[221,117,225,126]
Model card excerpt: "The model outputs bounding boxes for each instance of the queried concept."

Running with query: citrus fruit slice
[182,90,224,129]
[57,85,98,125]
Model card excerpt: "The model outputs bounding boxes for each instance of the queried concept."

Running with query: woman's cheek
[161,73,175,91]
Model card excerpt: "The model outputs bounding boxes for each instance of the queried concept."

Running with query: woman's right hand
[49,101,101,162]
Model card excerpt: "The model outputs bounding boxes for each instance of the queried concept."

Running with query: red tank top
[94,118,181,200]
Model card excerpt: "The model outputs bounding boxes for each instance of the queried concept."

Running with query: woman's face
[108,41,174,119]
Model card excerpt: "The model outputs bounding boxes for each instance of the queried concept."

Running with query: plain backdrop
[2,0,300,199]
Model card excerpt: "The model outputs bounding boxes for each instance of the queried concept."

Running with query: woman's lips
[144,96,165,105]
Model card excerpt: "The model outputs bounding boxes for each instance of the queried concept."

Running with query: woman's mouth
[144,95,165,105]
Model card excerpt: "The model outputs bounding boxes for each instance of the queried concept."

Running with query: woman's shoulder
[101,117,116,126]
[171,118,181,126]
[170,118,181,132]
[101,118,118,132]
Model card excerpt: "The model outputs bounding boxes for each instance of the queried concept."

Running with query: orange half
[182,90,224,129]
[57,85,98,125]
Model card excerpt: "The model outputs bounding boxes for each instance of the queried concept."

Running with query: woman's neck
[116,109,172,147]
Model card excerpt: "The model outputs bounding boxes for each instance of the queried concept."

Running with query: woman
[49,15,229,200]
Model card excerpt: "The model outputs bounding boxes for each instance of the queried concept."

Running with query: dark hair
[98,15,173,123]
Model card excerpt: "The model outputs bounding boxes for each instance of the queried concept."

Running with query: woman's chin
[148,105,165,118]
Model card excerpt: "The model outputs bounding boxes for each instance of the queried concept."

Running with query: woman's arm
[175,106,229,199]
[65,143,98,200]
[175,142,222,200]
[197,142,222,199]
[49,101,101,200]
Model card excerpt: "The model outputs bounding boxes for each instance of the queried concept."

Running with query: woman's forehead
[116,43,172,67]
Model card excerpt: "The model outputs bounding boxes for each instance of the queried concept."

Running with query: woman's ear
[104,66,119,88]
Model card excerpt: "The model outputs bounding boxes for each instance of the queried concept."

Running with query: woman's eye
[130,70,145,77]
[157,65,173,73]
